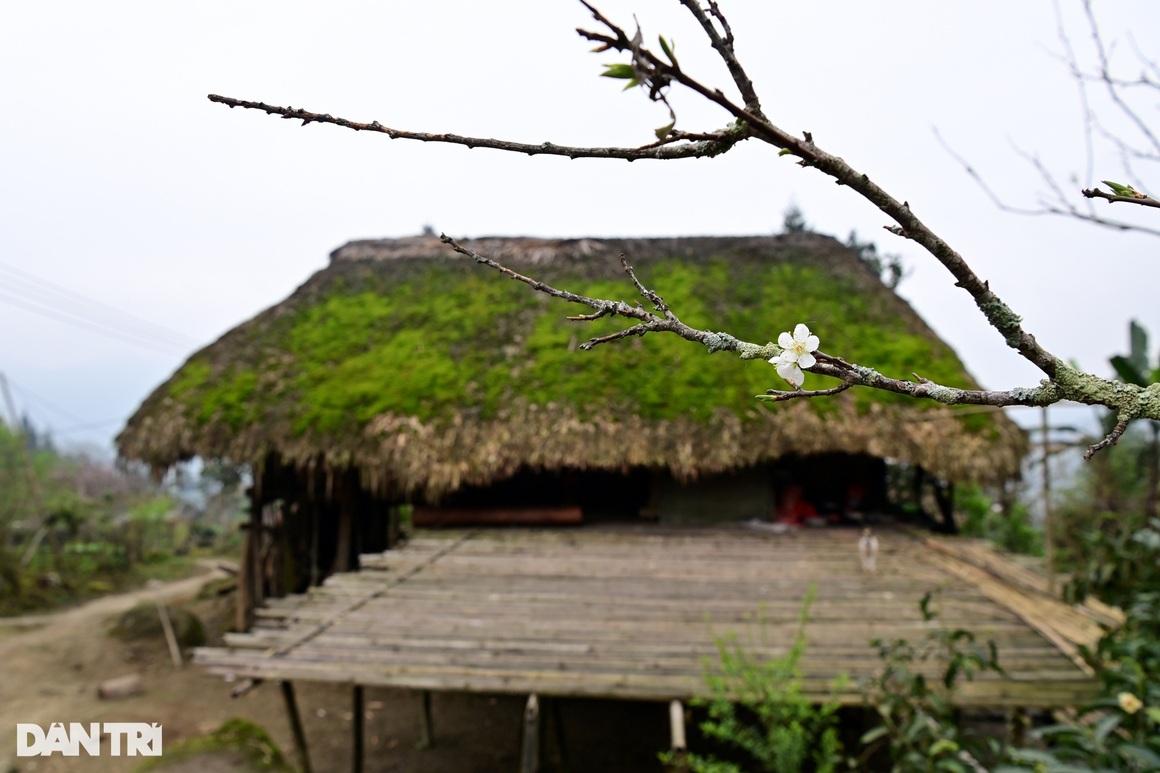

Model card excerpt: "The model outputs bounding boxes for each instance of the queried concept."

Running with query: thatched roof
[117,234,1025,498]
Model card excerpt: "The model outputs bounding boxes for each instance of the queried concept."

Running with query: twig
[758,377,855,403]
[1081,187,1160,209]
[1082,0,1160,158]
[620,254,672,316]
[936,128,1160,238]
[677,0,765,116]
[577,10,1058,378]
[206,95,742,162]
[1085,414,1130,460]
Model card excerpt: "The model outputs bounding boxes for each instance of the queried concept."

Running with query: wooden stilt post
[352,685,364,773]
[334,493,353,573]
[417,690,434,749]
[547,698,567,773]
[235,527,252,632]
[1008,706,1028,749]
[669,700,686,750]
[520,694,540,773]
[280,681,312,773]
[667,700,688,773]
[387,505,400,549]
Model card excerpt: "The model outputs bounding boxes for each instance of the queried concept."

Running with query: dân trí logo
[16,723,162,757]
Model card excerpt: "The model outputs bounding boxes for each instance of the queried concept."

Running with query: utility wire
[0,290,183,356]
[0,258,199,354]
[0,258,197,347]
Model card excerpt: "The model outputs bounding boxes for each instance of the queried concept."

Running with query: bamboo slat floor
[194,525,1103,707]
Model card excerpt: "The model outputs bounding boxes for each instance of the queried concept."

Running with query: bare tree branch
[206,94,746,162]
[943,2,1160,240]
[1084,414,1130,460]
[758,378,855,403]
[935,130,1160,239]
[1082,0,1160,159]
[1082,186,1160,210]
[674,0,765,117]
[574,7,1060,381]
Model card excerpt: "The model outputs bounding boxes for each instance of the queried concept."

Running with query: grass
[0,548,229,618]
[135,718,295,772]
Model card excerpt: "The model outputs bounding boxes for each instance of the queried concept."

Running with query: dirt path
[0,560,231,635]
[0,562,237,771]
[0,564,667,772]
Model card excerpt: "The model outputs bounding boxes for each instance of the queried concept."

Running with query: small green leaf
[1092,711,1122,743]
[920,591,936,621]
[601,63,635,80]
[1103,179,1140,197]
[859,725,889,745]
[658,35,676,64]
[654,121,675,141]
[1111,354,1148,387]
[929,738,960,756]
[1145,706,1160,724]
[1129,319,1149,371]
[778,148,795,156]
[1119,743,1160,767]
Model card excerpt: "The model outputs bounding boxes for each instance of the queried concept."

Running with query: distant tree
[18,413,53,454]
[844,230,906,290]
[781,206,907,289]
[780,203,809,234]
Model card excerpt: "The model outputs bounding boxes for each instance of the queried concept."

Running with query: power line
[0,258,200,354]
[0,258,198,347]
[54,418,125,436]
[0,290,183,355]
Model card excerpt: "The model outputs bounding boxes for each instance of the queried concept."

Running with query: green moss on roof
[260,257,971,434]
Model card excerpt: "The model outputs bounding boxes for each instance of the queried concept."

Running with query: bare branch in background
[944,0,1160,238]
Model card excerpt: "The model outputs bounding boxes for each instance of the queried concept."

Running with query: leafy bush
[999,506,1160,770]
[662,587,844,773]
[858,591,1005,772]
[957,484,1042,556]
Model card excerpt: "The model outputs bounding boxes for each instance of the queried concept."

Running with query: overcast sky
[2,1,1159,453]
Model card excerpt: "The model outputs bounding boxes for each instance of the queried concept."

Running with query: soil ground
[0,565,671,772]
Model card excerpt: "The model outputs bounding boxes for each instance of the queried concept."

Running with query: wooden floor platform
[195,526,1105,708]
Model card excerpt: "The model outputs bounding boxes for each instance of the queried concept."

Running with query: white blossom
[769,323,819,386]
[1118,691,1143,715]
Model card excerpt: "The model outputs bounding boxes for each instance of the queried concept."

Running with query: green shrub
[858,591,1005,772]
[662,587,844,773]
